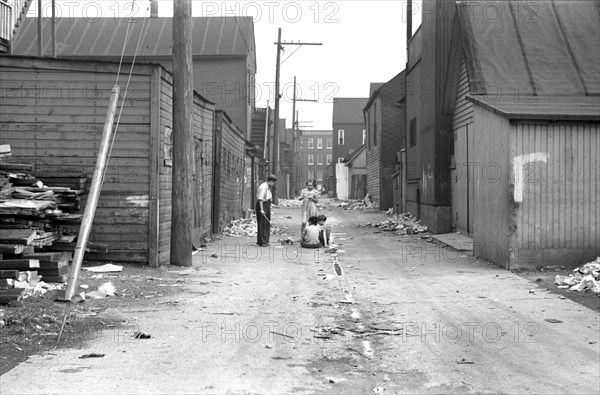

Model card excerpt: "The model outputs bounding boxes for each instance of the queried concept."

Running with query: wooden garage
[0,56,215,266]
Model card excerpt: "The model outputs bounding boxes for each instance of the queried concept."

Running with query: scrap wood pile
[0,145,106,304]
[222,214,286,237]
[554,257,600,294]
[338,200,368,210]
[360,212,428,235]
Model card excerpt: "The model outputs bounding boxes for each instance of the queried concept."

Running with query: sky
[30,0,422,130]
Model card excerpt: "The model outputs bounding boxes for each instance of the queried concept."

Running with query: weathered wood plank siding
[157,74,215,265]
[0,57,153,262]
[191,93,215,245]
[509,121,600,268]
[451,57,475,234]
[366,99,381,205]
[471,107,511,268]
[213,110,245,233]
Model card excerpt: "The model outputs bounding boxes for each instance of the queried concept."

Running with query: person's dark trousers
[256,200,271,245]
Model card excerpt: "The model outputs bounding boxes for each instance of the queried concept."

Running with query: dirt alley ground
[1,200,599,394]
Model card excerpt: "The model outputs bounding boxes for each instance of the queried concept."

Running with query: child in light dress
[299,179,319,238]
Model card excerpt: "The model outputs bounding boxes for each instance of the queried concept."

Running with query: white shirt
[257,181,272,202]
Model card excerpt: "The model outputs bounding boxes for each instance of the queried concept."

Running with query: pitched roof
[344,144,366,164]
[458,1,599,96]
[370,83,385,96]
[466,95,600,121]
[12,16,255,66]
[332,98,368,124]
[364,70,405,111]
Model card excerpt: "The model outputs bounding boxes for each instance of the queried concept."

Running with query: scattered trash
[544,318,563,323]
[210,253,218,259]
[373,386,385,394]
[133,331,151,339]
[83,264,123,273]
[278,237,299,245]
[362,212,428,234]
[347,346,372,360]
[456,358,474,365]
[270,330,295,339]
[222,215,285,237]
[79,353,105,359]
[529,289,535,294]
[554,257,600,294]
[70,292,86,304]
[265,344,273,349]
[86,282,116,299]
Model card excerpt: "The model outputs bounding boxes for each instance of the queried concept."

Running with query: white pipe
[64,85,120,301]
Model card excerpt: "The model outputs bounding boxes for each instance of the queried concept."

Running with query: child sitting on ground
[317,214,332,247]
[301,216,321,248]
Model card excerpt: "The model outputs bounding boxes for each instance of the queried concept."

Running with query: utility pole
[273,28,282,176]
[37,0,42,56]
[291,76,317,195]
[272,30,322,198]
[171,0,193,267]
[51,0,56,57]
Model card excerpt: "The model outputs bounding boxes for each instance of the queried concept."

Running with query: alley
[1,202,599,394]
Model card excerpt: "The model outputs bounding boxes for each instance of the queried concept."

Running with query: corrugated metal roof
[458,1,600,96]
[467,95,600,121]
[12,16,255,63]
[332,98,368,124]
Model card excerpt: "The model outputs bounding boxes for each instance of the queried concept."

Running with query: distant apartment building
[297,130,333,192]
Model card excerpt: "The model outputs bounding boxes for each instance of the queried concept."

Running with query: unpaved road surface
[1,203,599,394]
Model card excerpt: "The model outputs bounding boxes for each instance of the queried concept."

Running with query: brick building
[297,130,333,192]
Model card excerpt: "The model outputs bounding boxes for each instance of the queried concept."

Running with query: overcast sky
[32,0,422,130]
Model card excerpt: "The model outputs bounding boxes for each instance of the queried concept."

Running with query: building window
[308,154,314,165]
[338,130,345,145]
[326,154,332,164]
[317,138,323,149]
[362,129,366,145]
[308,138,314,149]
[300,138,303,149]
[410,117,417,148]
[308,169,315,179]
[326,138,332,149]
[317,154,323,165]
[338,157,344,163]
[317,170,323,181]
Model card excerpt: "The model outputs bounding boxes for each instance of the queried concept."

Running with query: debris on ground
[83,264,123,273]
[456,358,475,365]
[133,331,151,339]
[86,282,117,299]
[278,237,299,245]
[360,213,428,235]
[79,353,105,359]
[554,257,600,294]
[222,215,285,237]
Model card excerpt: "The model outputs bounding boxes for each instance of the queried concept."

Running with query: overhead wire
[58,0,151,337]
[105,0,152,181]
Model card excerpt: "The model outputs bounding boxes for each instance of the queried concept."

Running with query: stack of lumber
[0,147,97,286]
